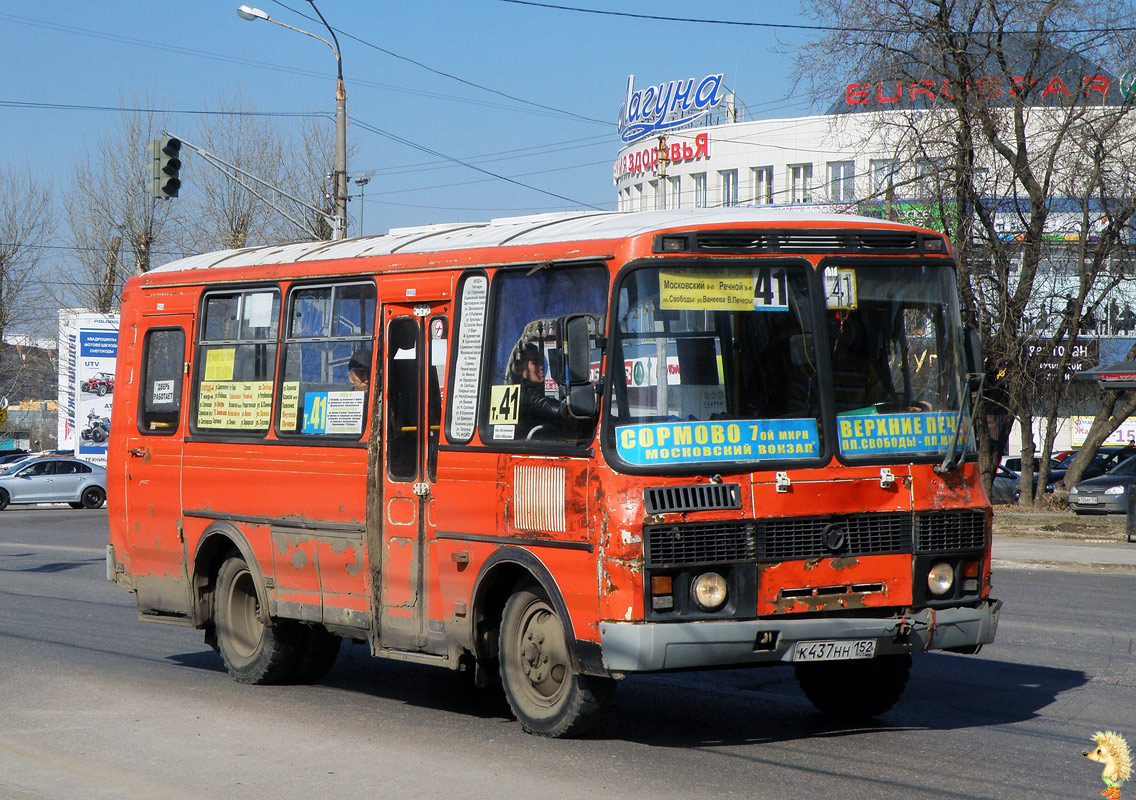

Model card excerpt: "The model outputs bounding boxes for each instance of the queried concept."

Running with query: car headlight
[1068,485,1079,495]
[691,572,728,611]
[927,562,955,596]
[1105,485,1126,495]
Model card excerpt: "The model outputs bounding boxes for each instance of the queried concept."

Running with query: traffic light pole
[168,134,342,239]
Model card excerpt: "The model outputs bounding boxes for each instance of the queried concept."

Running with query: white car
[0,457,107,510]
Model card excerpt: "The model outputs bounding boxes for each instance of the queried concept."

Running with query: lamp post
[237,3,348,240]
[354,174,371,236]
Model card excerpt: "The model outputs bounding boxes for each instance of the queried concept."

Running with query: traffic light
[148,137,182,199]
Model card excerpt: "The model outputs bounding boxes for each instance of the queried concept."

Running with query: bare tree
[62,101,180,313]
[795,0,1136,504]
[0,164,52,396]
[185,93,295,251]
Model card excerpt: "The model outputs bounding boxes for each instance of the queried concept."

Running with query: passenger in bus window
[514,343,566,439]
[348,349,371,391]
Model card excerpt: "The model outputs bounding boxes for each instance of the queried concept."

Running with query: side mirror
[964,327,983,393]
[559,313,600,419]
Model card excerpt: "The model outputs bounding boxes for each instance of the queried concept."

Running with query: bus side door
[377,301,449,653]
[124,317,193,619]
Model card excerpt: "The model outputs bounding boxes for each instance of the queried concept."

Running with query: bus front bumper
[598,599,1001,673]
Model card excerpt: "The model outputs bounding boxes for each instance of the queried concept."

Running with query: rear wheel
[81,486,105,509]
[498,585,614,737]
[794,653,911,719]
[0,489,8,511]
[214,556,303,684]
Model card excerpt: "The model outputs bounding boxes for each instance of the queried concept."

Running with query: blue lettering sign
[618,73,728,144]
[837,411,974,454]
[616,418,819,465]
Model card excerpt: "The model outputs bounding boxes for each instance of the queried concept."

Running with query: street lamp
[237,3,348,240]
[354,173,371,236]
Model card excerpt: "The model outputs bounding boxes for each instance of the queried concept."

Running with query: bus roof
[148,207,929,274]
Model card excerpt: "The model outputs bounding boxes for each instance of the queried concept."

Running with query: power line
[268,0,609,126]
[0,100,321,118]
[495,0,1136,34]
[0,12,604,124]
[350,116,602,210]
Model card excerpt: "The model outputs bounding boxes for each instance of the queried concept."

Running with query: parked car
[1068,454,1136,514]
[989,464,1022,504]
[81,372,115,396]
[1000,455,1062,473]
[0,449,29,465]
[0,457,106,510]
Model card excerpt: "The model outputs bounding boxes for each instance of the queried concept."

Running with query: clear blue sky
[1,1,819,246]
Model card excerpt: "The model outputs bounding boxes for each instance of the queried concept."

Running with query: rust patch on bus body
[758,553,912,615]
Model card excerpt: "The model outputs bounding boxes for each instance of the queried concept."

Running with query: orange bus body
[108,208,999,736]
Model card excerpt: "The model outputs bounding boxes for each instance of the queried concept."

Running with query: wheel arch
[470,546,604,677]
[191,520,272,630]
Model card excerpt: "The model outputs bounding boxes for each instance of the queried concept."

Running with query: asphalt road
[1,507,1134,800]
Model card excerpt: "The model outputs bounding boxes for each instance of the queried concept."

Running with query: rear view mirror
[559,314,600,419]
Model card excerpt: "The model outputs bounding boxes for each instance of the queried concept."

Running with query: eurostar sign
[618,73,727,144]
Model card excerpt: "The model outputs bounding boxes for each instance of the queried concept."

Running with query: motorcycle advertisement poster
[74,322,117,466]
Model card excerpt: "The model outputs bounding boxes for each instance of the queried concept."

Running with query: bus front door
[377,302,448,654]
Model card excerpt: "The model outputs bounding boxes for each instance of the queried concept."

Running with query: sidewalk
[992,509,1136,570]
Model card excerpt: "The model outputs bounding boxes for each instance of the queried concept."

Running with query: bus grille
[914,509,986,552]
[757,512,913,561]
[644,510,983,567]
[643,483,742,514]
[645,521,756,567]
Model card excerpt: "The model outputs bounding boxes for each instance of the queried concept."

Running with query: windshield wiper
[934,372,985,475]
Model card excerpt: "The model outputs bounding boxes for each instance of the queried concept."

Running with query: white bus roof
[148,207,924,274]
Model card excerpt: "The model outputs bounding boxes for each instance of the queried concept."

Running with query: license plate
[1077,496,1098,504]
[793,639,876,662]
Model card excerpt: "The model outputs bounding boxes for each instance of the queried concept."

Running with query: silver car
[0,457,107,510]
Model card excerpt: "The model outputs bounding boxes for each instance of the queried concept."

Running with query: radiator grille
[644,483,742,514]
[644,510,983,567]
[914,509,986,552]
[645,521,756,567]
[758,512,913,561]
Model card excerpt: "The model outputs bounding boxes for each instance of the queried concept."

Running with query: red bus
[108,208,1000,737]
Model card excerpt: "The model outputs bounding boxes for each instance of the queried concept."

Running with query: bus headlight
[927,562,955,596]
[691,572,728,611]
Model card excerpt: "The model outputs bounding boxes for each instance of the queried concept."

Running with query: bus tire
[214,555,302,685]
[291,626,341,684]
[794,653,911,719]
[498,584,614,737]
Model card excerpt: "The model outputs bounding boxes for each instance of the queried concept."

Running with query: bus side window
[278,281,376,437]
[139,328,185,434]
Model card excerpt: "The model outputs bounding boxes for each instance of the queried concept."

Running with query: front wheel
[498,585,614,737]
[0,489,8,511]
[794,653,911,720]
[214,556,302,684]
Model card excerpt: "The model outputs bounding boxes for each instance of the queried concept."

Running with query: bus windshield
[605,260,973,469]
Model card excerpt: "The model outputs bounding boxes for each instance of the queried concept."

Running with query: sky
[0,1,821,254]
